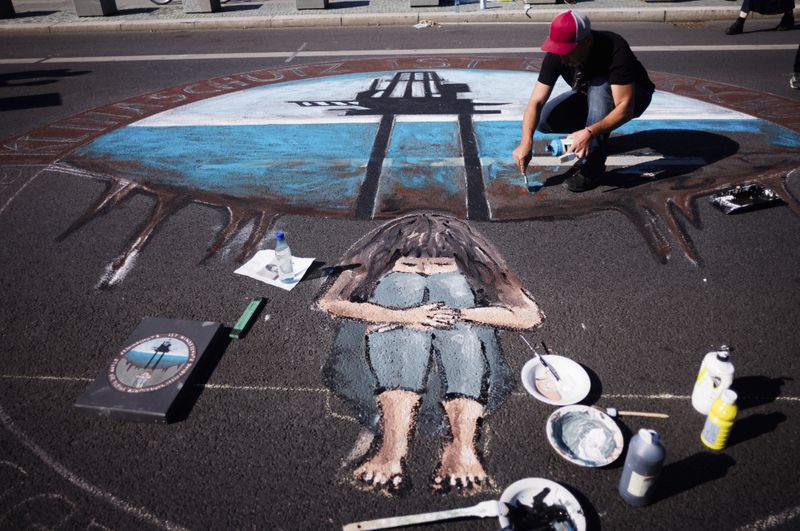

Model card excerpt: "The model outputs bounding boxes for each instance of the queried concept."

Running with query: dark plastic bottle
[618,429,666,506]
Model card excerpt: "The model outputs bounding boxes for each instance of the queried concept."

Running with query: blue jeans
[367,325,487,400]
[538,77,653,172]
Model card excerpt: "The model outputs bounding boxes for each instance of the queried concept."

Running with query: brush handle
[342,501,498,531]
[618,411,669,419]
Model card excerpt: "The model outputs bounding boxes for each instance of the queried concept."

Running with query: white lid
[721,389,738,404]
[638,428,659,445]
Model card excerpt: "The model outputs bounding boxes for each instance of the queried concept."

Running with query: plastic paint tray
[710,184,784,214]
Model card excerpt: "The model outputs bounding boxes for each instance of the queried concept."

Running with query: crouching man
[513,10,655,192]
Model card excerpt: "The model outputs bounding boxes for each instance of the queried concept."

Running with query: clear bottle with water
[274,231,294,283]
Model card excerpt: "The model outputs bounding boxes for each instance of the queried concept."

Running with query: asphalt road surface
[1,21,799,531]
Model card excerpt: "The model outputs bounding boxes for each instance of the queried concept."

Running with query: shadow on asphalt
[115,7,159,15]
[0,69,91,88]
[169,329,233,423]
[220,4,262,12]
[656,451,736,502]
[329,1,369,8]
[581,363,603,405]
[4,10,57,18]
[603,130,740,189]
[541,130,739,190]
[567,485,601,531]
[0,93,62,112]
[728,411,787,448]
[738,25,798,35]
[733,375,790,410]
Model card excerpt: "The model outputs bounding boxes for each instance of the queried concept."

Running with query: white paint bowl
[546,405,624,468]
[521,355,591,406]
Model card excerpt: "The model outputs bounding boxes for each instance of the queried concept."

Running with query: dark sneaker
[565,172,596,192]
[565,167,600,192]
[726,18,745,35]
[776,12,794,30]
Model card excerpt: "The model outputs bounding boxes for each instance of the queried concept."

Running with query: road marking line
[3,374,798,402]
[0,58,47,64]
[0,44,794,64]
[737,506,800,530]
[0,167,47,216]
[284,41,307,64]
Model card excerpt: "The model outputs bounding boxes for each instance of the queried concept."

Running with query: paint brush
[520,335,560,382]
[605,408,669,419]
[522,170,543,194]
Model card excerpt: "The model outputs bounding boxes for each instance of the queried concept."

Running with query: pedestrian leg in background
[725,9,749,34]
[726,0,796,34]
[791,44,800,89]
[775,8,795,29]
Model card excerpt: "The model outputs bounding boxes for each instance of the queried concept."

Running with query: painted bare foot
[353,454,405,493]
[432,442,488,494]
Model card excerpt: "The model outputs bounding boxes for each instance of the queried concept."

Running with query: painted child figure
[317,213,544,494]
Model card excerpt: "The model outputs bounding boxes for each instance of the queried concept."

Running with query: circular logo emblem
[108,333,197,393]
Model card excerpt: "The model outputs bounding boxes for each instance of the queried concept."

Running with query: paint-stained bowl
[498,477,586,531]
[521,355,591,406]
[546,405,624,467]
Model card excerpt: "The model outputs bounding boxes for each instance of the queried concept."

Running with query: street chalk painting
[316,212,544,494]
[1,57,798,285]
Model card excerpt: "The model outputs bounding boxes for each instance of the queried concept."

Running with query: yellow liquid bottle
[701,389,738,450]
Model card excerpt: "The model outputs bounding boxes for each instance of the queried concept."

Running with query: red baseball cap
[541,11,592,55]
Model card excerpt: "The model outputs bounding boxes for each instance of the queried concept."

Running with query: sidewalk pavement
[1,0,777,34]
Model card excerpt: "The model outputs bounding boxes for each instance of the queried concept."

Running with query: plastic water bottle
[701,389,738,450]
[618,429,666,507]
[691,346,734,415]
[274,231,294,283]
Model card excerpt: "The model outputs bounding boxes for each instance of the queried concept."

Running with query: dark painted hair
[330,212,517,305]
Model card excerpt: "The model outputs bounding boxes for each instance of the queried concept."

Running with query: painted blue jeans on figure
[538,76,653,174]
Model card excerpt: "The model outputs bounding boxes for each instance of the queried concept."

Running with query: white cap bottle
[691,346,734,415]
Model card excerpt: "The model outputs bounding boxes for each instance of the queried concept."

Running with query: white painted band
[0,44,795,65]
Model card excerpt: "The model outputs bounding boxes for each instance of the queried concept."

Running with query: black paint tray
[709,184,784,215]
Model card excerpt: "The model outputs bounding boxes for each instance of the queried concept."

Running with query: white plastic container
[691,346,734,415]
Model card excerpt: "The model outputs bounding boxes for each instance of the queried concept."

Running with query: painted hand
[405,302,459,330]
[567,128,592,159]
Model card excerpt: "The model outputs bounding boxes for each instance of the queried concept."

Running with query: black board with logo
[75,317,224,422]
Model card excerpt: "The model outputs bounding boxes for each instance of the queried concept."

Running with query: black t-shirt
[538,31,655,94]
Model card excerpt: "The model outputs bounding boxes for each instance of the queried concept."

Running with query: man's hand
[566,128,593,159]
[512,142,533,175]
